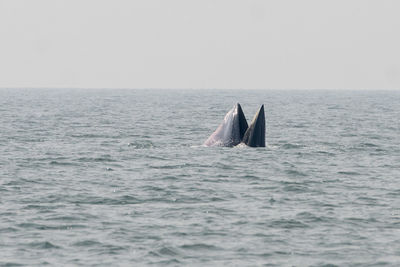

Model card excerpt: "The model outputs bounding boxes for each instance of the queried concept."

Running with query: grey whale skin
[204,104,265,147]
[203,103,248,147]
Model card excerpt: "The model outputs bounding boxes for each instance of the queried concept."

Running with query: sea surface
[0,89,399,266]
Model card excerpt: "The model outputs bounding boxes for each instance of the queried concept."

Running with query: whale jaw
[204,103,248,147]
[242,105,265,147]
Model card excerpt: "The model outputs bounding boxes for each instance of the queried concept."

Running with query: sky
[0,0,399,89]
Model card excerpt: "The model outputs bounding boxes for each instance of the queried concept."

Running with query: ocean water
[0,88,399,266]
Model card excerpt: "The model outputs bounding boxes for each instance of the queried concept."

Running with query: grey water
[0,88,399,266]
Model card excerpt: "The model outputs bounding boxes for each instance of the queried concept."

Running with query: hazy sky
[1,0,399,89]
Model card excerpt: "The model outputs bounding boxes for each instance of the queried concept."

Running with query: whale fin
[204,103,248,147]
[242,105,265,147]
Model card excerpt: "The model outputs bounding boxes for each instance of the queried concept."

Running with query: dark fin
[242,105,265,147]
[236,103,248,140]
[204,103,248,147]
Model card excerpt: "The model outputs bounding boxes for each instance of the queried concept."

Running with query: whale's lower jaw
[203,103,248,147]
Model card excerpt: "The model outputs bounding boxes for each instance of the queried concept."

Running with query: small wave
[212,162,235,170]
[190,145,205,148]
[145,155,168,160]
[285,169,308,177]
[17,223,51,230]
[234,143,248,148]
[149,164,182,169]
[0,187,9,192]
[317,263,339,267]
[296,211,328,223]
[140,185,164,192]
[242,174,262,180]
[101,244,127,255]
[77,156,116,162]
[128,141,154,149]
[269,219,309,229]
[30,156,69,162]
[17,222,87,230]
[151,259,181,265]
[281,143,304,149]
[153,196,202,204]
[23,204,65,210]
[0,262,24,266]
[45,215,84,222]
[356,196,381,206]
[157,246,180,256]
[316,150,336,156]
[337,171,361,176]
[28,241,60,249]
[0,227,18,233]
[361,142,379,147]
[70,133,110,138]
[266,143,278,150]
[70,195,141,205]
[345,217,378,224]
[292,123,308,128]
[73,240,102,247]
[180,243,220,251]
[150,162,210,169]
[209,196,225,202]
[282,184,308,192]
[328,105,343,110]
[49,160,78,166]
[161,175,179,180]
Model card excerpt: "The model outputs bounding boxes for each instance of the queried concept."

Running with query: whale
[204,103,266,147]
[203,103,248,147]
[242,105,265,147]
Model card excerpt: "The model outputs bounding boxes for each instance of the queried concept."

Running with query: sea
[0,88,399,266]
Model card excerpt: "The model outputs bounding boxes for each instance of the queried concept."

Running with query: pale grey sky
[0,0,399,89]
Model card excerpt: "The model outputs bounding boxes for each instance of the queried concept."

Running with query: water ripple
[1,89,399,266]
